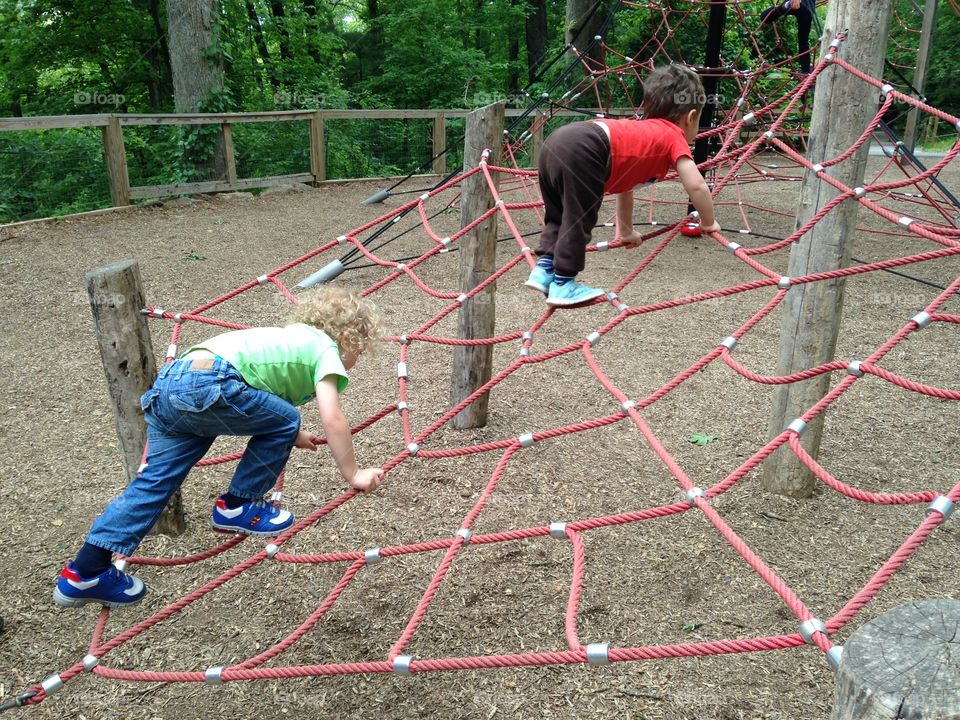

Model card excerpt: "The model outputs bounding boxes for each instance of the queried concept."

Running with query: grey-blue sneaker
[546,279,605,306]
[524,266,554,295]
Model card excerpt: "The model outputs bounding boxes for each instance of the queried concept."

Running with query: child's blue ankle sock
[219,492,247,509]
[554,273,575,286]
[74,542,113,579]
[536,256,555,272]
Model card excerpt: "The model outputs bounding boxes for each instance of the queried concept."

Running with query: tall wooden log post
[449,102,505,429]
[762,0,893,498]
[902,0,938,153]
[102,115,130,207]
[833,599,960,719]
[87,260,185,535]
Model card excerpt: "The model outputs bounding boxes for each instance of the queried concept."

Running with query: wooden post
[310,111,326,184]
[449,102,504,429]
[902,0,938,153]
[221,122,238,185]
[833,599,960,719]
[432,112,446,175]
[86,260,185,535]
[763,0,894,498]
[531,120,544,168]
[101,115,130,207]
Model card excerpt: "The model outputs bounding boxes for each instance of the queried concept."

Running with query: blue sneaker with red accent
[53,562,146,608]
[210,496,294,536]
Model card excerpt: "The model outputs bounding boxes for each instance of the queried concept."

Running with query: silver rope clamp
[406,443,420,456]
[40,674,64,695]
[440,237,451,248]
[271,491,283,503]
[256,274,269,285]
[456,528,472,543]
[763,130,774,141]
[617,303,629,313]
[911,311,932,329]
[398,334,409,345]
[898,216,915,228]
[549,521,567,539]
[830,37,842,49]
[811,164,824,174]
[787,418,807,435]
[204,666,224,684]
[151,307,165,318]
[620,399,636,412]
[397,401,408,411]
[880,83,894,96]
[166,344,178,359]
[927,495,955,521]
[519,347,530,357]
[778,276,792,289]
[726,242,742,253]
[265,543,280,558]
[742,112,755,125]
[114,559,129,572]
[799,618,828,644]
[396,263,407,272]
[82,654,100,671]
[847,361,864,377]
[956,120,960,133]
[686,487,706,506]
[419,192,430,201]
[720,336,738,351]
[827,645,843,670]
[595,241,610,251]
[522,331,533,342]
[586,643,610,665]
[365,547,382,564]
[518,432,535,448]
[393,655,414,676]
[397,362,408,378]
[457,293,468,304]
[336,235,347,244]
[586,331,601,347]
[173,313,183,322]
[854,187,866,198]
[736,97,747,108]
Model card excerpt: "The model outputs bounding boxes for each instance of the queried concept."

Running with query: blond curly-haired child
[54,287,384,609]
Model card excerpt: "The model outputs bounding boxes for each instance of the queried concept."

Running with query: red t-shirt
[597,118,693,194]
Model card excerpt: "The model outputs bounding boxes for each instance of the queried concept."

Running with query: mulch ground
[1,158,958,720]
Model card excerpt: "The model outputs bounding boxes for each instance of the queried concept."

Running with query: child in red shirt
[526,64,720,306]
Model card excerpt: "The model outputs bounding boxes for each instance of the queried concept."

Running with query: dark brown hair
[641,64,706,123]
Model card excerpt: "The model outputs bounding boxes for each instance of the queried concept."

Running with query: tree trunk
[566,0,605,65]
[525,0,548,83]
[166,0,227,179]
[508,0,521,94]
[364,0,384,78]
[270,0,292,61]
[148,0,174,104]
[763,0,894,497]
[245,0,276,88]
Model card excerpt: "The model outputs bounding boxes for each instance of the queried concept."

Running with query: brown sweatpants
[535,120,610,276]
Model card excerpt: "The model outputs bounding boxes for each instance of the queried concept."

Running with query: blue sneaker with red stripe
[210,496,294,536]
[53,562,146,608]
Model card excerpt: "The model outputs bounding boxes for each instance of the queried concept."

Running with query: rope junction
[16,5,960,712]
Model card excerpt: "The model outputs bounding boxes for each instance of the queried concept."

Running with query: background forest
[1,0,957,223]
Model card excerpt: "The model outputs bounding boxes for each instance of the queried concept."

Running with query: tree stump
[833,599,960,719]
[87,260,185,535]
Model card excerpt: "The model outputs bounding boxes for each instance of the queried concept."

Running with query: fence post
[531,120,544,168]
[222,122,238,185]
[310,111,326,184]
[449,102,504,429]
[101,115,130,207]
[902,0,938,153]
[433,112,446,175]
[833,599,960,719]
[86,260,185,536]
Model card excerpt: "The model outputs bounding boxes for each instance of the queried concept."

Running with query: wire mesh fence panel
[324,118,435,180]
[233,120,310,179]
[443,117,466,173]
[125,125,182,190]
[0,127,111,223]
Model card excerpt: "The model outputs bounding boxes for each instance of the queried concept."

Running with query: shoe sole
[210,520,292,536]
[546,289,606,307]
[52,587,144,609]
[523,279,549,295]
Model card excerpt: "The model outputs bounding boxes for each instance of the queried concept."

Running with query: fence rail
[0,107,592,216]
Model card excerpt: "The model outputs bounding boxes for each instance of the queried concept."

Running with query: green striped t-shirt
[185,324,348,406]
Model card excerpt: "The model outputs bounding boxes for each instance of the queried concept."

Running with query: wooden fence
[0,108,571,210]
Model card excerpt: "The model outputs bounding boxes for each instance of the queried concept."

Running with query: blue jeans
[86,358,301,555]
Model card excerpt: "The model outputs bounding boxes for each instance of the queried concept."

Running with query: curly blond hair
[288,286,382,357]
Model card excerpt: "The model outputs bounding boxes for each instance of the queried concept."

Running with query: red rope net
[25,21,960,711]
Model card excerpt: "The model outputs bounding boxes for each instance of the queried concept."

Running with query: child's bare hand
[620,230,645,248]
[701,221,721,234]
[351,467,384,494]
[295,430,322,451]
